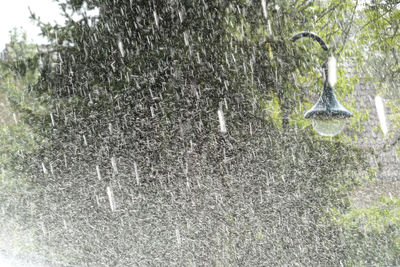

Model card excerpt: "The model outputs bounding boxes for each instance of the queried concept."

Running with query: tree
[0,29,50,255]
[0,0,373,265]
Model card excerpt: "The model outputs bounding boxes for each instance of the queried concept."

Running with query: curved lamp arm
[290,31,352,121]
[290,31,330,80]
[290,31,328,51]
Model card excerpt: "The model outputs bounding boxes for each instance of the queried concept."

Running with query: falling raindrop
[111,156,118,174]
[50,113,55,127]
[96,165,102,180]
[41,163,48,174]
[134,162,140,185]
[153,10,159,28]
[118,38,125,57]
[183,31,189,46]
[50,163,54,175]
[327,56,337,87]
[267,20,273,35]
[217,109,227,133]
[12,113,17,124]
[106,186,117,212]
[178,10,183,23]
[109,123,113,135]
[261,0,268,19]
[95,194,100,207]
[41,222,46,236]
[176,228,181,247]
[375,95,388,136]
[63,219,68,230]
[63,154,68,168]
[83,135,88,146]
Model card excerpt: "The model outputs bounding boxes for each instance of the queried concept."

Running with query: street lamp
[290,31,352,136]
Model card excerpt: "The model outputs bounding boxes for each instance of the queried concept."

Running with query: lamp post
[290,31,352,136]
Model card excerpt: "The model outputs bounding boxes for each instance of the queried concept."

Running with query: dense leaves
[2,0,399,266]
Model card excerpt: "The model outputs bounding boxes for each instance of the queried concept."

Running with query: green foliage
[359,1,400,52]
[333,196,400,265]
[0,30,53,262]
[3,0,400,265]
[0,29,48,122]
[4,0,368,265]
[0,29,47,185]
[0,29,39,81]
[0,124,41,175]
[264,92,282,128]
[356,1,400,149]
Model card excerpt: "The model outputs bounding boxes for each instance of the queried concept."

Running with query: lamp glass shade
[304,82,352,136]
[311,119,346,136]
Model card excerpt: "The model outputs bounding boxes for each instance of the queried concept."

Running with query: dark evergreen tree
[0,1,368,265]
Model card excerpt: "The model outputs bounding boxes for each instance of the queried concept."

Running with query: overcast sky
[0,0,65,49]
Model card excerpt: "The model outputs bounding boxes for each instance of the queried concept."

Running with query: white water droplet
[153,10,159,28]
[12,113,17,124]
[183,31,189,46]
[375,95,388,136]
[109,123,113,134]
[267,20,272,35]
[178,11,183,23]
[42,163,48,174]
[218,109,227,133]
[111,156,118,174]
[176,228,181,247]
[134,162,140,185]
[95,194,100,207]
[50,113,55,126]
[41,222,46,235]
[118,39,125,57]
[96,165,102,180]
[327,56,337,87]
[50,163,54,175]
[106,186,117,212]
[261,0,268,19]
